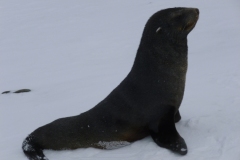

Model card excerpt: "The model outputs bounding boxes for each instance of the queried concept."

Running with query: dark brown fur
[22,7,199,160]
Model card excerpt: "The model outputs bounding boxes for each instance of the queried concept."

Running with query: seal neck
[130,39,188,80]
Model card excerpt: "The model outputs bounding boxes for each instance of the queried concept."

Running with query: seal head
[139,7,199,48]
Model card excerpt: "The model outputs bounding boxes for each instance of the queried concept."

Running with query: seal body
[22,7,199,160]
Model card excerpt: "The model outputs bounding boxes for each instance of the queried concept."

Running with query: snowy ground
[1,0,240,160]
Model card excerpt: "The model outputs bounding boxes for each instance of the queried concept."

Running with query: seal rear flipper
[149,107,187,155]
[22,135,48,160]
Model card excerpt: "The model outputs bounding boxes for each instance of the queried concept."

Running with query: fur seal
[22,7,199,160]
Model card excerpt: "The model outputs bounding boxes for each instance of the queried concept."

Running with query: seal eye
[179,26,184,31]
[156,27,161,33]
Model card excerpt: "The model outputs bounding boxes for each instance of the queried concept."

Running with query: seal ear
[156,27,161,33]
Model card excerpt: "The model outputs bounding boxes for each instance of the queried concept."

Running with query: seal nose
[195,8,199,15]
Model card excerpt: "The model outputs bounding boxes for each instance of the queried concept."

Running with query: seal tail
[22,135,48,160]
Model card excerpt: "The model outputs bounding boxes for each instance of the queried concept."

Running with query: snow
[0,0,240,160]
[22,135,35,152]
[97,141,131,150]
[181,148,187,152]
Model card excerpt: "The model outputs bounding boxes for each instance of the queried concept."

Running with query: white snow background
[1,0,240,160]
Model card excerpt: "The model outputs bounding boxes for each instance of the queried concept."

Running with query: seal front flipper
[149,107,187,155]
[174,110,181,123]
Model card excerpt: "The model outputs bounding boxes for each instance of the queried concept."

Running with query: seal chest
[22,7,199,160]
